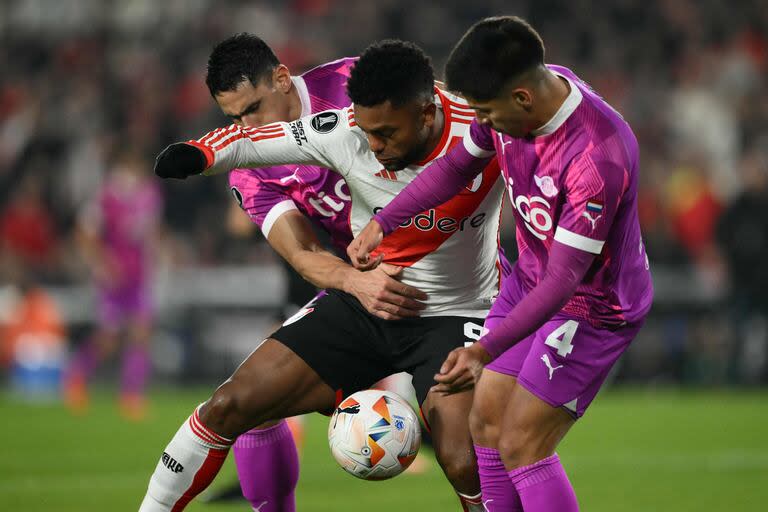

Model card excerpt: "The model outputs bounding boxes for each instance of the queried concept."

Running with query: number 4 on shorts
[544,320,579,357]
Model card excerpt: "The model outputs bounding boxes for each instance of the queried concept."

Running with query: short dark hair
[205,33,280,96]
[445,16,545,101]
[347,40,434,108]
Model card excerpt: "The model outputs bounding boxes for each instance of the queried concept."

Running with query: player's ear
[512,88,533,111]
[273,64,292,94]
[422,102,437,128]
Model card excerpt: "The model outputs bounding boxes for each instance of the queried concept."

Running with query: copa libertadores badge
[310,112,339,134]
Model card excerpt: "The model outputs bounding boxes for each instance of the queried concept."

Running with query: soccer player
[198,34,431,511]
[349,17,654,511]
[65,150,162,421]
[142,41,505,511]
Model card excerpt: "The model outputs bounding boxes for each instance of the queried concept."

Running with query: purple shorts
[484,276,643,418]
[98,284,153,328]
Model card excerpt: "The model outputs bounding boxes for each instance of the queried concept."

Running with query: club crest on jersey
[310,112,339,134]
[230,186,244,209]
[533,175,558,198]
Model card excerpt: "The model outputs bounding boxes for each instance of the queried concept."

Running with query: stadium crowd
[0,0,766,384]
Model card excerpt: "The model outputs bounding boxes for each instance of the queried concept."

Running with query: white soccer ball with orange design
[328,389,421,480]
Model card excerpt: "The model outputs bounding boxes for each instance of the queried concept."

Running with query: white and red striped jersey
[190,89,505,318]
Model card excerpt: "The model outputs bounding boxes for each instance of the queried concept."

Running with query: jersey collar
[416,87,452,166]
[529,72,583,137]
[292,76,312,117]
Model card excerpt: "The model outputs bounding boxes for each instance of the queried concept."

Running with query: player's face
[215,66,293,128]
[466,87,536,138]
[354,100,436,172]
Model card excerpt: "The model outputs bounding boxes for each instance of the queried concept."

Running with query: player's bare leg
[469,369,523,511]
[139,338,336,512]
[495,379,578,511]
[422,389,484,511]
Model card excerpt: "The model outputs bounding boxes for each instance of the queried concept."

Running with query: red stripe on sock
[188,416,220,447]
[190,410,232,446]
[171,447,228,512]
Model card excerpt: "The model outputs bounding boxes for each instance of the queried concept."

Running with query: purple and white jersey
[465,65,653,328]
[228,57,356,256]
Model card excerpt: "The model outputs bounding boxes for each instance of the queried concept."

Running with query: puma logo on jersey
[541,354,564,380]
[279,168,302,184]
[582,211,602,230]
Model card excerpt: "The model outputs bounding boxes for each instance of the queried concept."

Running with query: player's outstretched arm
[269,210,427,320]
[348,136,492,269]
[156,111,352,179]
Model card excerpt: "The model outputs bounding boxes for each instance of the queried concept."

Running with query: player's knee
[435,446,478,487]
[201,383,254,437]
[469,401,499,447]
[497,426,539,470]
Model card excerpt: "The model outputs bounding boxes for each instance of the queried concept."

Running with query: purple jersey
[466,65,652,328]
[228,57,356,256]
[93,174,162,283]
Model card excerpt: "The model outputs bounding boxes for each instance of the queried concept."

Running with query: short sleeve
[228,169,298,237]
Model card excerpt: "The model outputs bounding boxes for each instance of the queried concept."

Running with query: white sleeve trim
[261,199,299,238]
[463,131,496,158]
[554,226,605,254]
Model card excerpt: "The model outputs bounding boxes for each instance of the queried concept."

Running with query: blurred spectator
[1,276,67,399]
[717,147,768,383]
[0,173,59,280]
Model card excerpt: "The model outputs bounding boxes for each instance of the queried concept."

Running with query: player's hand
[431,344,491,395]
[345,263,427,321]
[347,220,385,270]
[154,143,207,180]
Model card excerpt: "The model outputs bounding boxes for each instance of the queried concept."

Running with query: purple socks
[507,454,579,511]
[475,445,523,511]
[233,420,300,512]
[120,343,150,396]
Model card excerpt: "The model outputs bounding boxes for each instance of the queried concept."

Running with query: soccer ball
[328,389,421,480]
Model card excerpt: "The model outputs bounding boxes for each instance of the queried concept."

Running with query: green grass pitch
[2,388,766,511]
